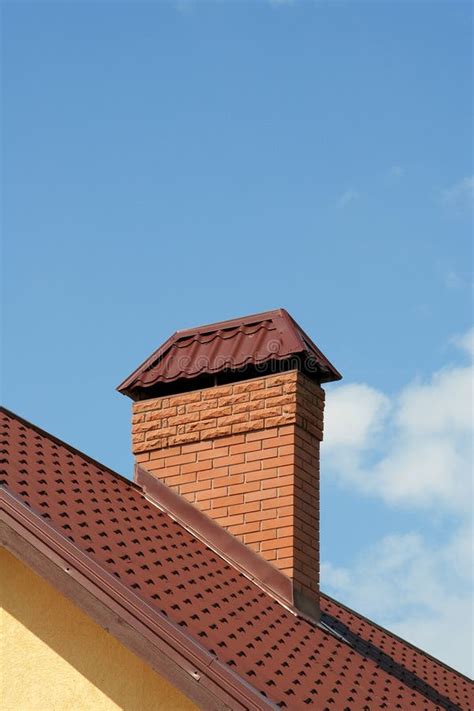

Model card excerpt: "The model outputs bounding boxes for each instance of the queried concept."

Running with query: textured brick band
[132,371,324,599]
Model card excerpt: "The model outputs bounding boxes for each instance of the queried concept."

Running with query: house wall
[0,548,198,711]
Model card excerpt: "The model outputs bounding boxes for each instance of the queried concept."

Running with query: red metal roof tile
[117,309,342,399]
[1,407,472,710]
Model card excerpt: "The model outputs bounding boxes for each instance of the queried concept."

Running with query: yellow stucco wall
[0,548,198,711]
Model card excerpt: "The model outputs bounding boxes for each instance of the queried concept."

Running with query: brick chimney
[118,309,341,615]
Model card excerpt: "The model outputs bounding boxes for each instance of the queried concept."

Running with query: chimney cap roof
[117,308,342,400]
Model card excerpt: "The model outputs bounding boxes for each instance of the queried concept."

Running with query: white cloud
[454,326,474,360]
[396,363,472,435]
[322,524,473,676]
[337,188,360,208]
[323,331,473,511]
[324,383,390,450]
[321,328,474,675]
[442,176,474,212]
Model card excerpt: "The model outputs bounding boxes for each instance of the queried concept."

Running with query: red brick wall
[132,371,324,599]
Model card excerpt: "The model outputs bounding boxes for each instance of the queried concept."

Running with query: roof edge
[135,464,320,624]
[319,591,474,683]
[116,331,179,396]
[280,310,342,382]
[0,487,278,711]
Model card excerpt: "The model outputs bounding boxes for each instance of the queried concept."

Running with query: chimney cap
[117,308,342,400]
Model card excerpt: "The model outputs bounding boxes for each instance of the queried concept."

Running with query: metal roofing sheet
[1,407,471,710]
[117,309,342,399]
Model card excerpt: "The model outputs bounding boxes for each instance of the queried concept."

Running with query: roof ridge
[0,406,139,491]
[320,591,474,683]
[174,309,284,336]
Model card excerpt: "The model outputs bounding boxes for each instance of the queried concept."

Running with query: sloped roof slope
[1,407,472,710]
[117,309,342,399]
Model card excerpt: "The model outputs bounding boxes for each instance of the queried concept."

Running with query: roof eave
[0,487,278,711]
[116,331,178,396]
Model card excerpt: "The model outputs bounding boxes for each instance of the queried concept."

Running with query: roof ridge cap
[320,591,474,682]
[174,308,283,336]
[0,406,138,490]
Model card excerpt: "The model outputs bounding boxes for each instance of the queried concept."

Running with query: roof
[1,406,472,710]
[117,309,342,399]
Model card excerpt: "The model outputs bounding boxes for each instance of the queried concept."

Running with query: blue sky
[2,0,472,674]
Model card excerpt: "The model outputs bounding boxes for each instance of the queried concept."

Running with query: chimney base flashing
[135,464,320,625]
